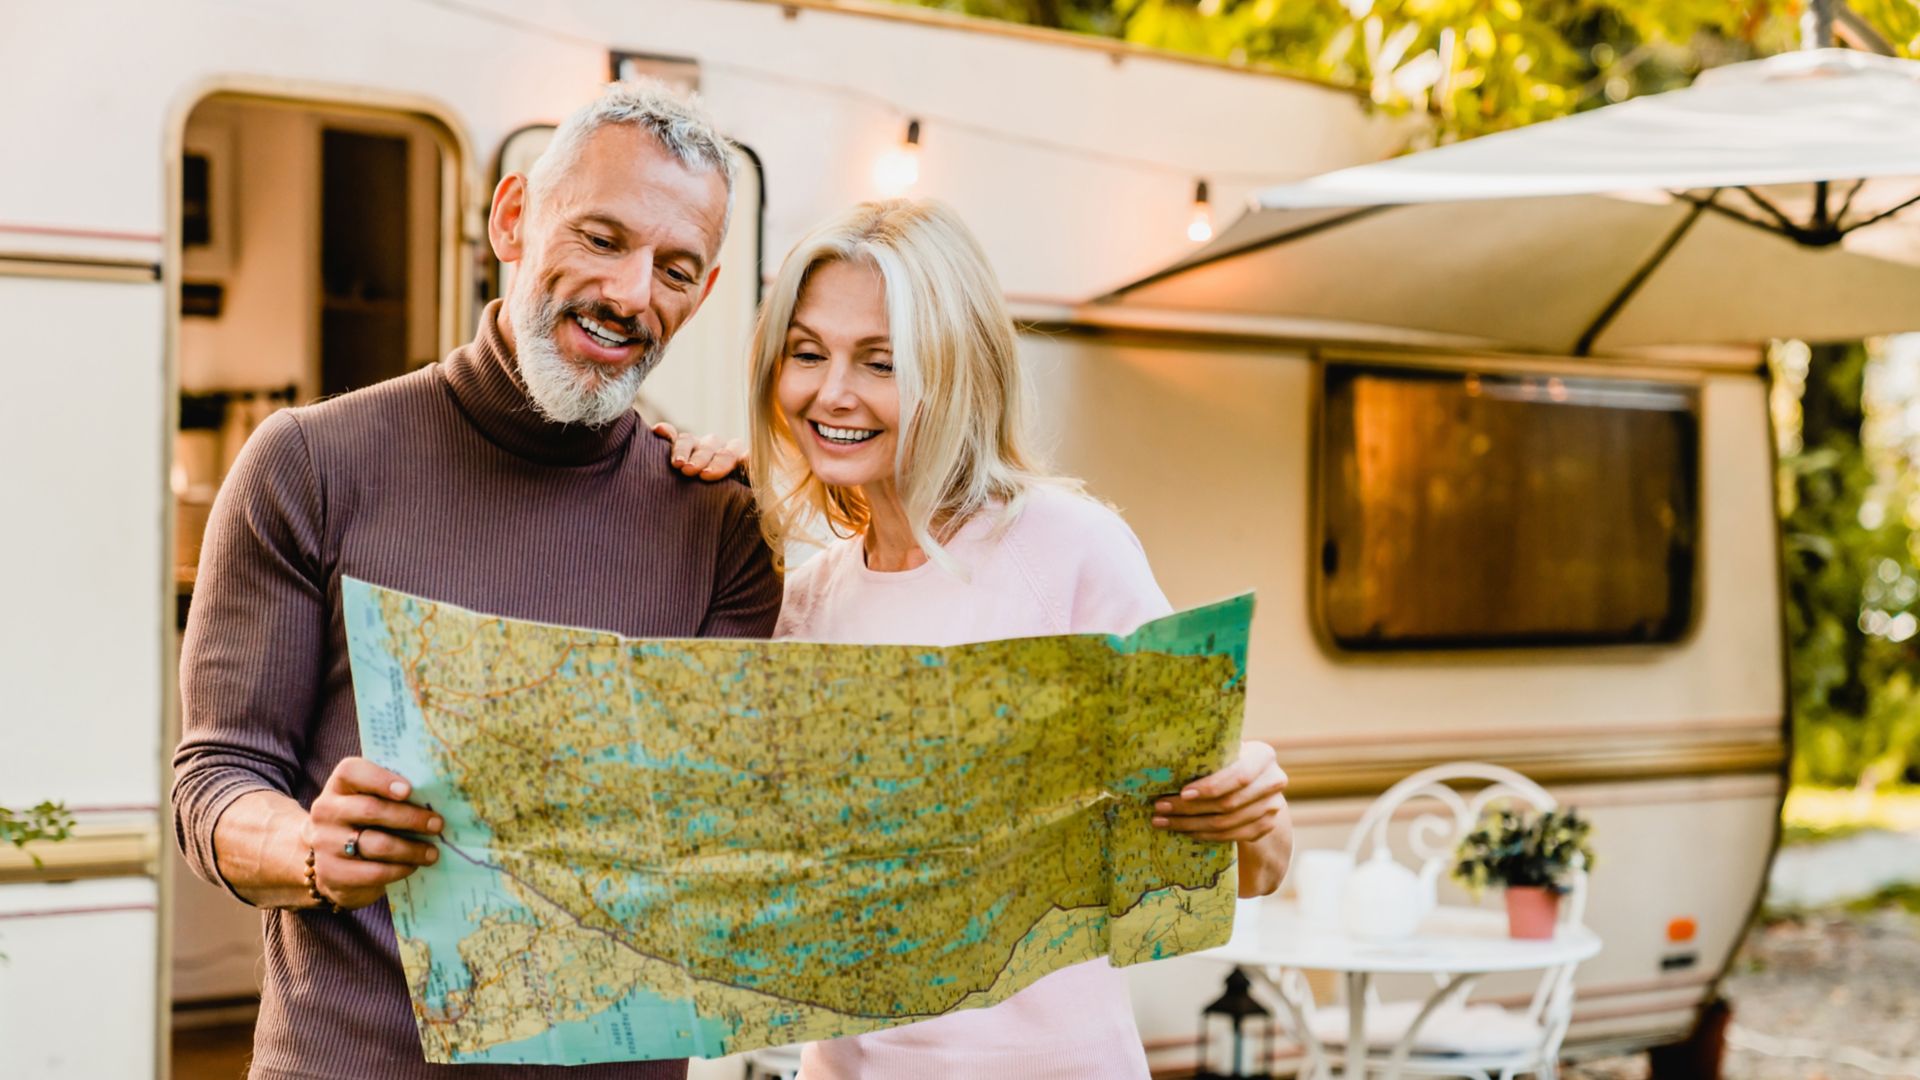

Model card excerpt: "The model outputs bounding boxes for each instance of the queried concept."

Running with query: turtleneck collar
[438,300,637,467]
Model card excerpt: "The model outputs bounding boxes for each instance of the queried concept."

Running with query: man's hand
[1151,740,1294,897]
[301,757,443,911]
[652,421,748,481]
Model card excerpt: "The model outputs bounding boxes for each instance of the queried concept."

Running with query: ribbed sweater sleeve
[172,409,328,897]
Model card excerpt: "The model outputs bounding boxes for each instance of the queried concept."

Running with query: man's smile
[555,303,656,368]
[572,311,638,349]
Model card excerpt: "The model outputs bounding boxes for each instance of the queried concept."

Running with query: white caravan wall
[0,880,159,1078]
[0,273,164,1075]
[1023,336,1784,738]
[0,275,165,809]
[1,0,1398,318]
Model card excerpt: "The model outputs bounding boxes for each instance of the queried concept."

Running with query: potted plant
[1452,806,1594,939]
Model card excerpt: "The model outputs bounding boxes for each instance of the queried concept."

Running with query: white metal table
[1204,901,1601,1079]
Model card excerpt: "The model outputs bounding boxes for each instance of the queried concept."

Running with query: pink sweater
[776,484,1169,1080]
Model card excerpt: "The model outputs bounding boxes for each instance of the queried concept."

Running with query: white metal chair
[1280,762,1591,1080]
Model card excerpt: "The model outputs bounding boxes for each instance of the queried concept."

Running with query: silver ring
[343,829,364,860]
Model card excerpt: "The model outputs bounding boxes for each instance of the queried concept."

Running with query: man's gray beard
[510,287,664,428]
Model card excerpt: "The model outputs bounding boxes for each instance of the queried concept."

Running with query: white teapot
[1341,847,1439,941]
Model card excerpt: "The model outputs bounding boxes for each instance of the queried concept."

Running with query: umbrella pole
[1801,2,1836,230]
[1802,0,1835,50]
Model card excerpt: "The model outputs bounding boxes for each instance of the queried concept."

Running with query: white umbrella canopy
[1099,49,1920,355]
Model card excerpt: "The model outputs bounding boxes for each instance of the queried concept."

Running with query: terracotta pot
[1505,885,1561,939]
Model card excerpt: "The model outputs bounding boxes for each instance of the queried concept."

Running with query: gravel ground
[1566,901,1920,1080]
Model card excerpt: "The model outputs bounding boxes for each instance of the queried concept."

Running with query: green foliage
[1845,880,1920,916]
[892,0,1818,142]
[1120,0,1803,141]
[1453,806,1594,895]
[0,801,74,869]
[900,0,1124,33]
[1785,783,1920,832]
[1852,0,1920,52]
[1779,341,1920,787]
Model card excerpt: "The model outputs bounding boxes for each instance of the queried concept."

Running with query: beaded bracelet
[304,848,343,913]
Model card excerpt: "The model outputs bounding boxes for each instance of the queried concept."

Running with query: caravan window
[1317,363,1699,650]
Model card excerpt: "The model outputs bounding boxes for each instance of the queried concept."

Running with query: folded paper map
[343,576,1252,1065]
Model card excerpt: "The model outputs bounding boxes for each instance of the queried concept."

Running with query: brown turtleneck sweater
[172,303,782,1079]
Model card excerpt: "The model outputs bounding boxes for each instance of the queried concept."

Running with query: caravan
[0,1,1779,1075]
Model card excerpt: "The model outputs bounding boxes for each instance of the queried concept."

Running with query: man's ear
[488,174,530,264]
[696,265,722,308]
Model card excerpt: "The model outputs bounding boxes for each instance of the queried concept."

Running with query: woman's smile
[808,420,882,446]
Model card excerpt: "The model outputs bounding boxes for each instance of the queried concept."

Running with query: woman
[663,199,1290,1079]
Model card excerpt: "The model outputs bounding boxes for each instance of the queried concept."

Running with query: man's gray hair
[527,79,738,234]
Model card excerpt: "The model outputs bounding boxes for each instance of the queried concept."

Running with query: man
[172,82,780,1080]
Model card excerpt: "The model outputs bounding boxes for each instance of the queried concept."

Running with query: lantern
[1196,967,1275,1079]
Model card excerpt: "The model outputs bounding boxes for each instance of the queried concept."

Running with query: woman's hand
[652,421,749,481]
[1151,740,1293,898]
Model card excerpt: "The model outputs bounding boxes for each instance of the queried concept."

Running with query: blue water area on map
[345,579,506,1017]
[449,983,717,1065]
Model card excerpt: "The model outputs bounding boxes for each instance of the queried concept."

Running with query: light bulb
[873,148,919,196]
[1187,179,1213,243]
[873,119,921,197]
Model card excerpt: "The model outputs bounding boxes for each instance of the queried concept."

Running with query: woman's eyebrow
[787,319,889,347]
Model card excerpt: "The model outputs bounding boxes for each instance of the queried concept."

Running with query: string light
[423,0,1253,231]
[873,119,922,197]
[1187,179,1214,243]
[415,1,1290,189]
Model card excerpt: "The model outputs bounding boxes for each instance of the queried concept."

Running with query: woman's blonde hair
[748,199,1069,573]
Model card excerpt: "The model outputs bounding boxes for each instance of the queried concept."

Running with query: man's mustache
[557,300,656,351]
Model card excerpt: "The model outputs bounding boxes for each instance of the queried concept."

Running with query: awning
[1099,49,1920,355]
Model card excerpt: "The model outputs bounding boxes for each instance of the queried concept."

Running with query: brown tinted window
[1318,364,1699,650]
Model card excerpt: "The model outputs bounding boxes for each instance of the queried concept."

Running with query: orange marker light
[1666,916,1697,944]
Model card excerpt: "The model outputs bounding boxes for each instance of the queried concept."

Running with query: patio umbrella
[1098,49,1920,355]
